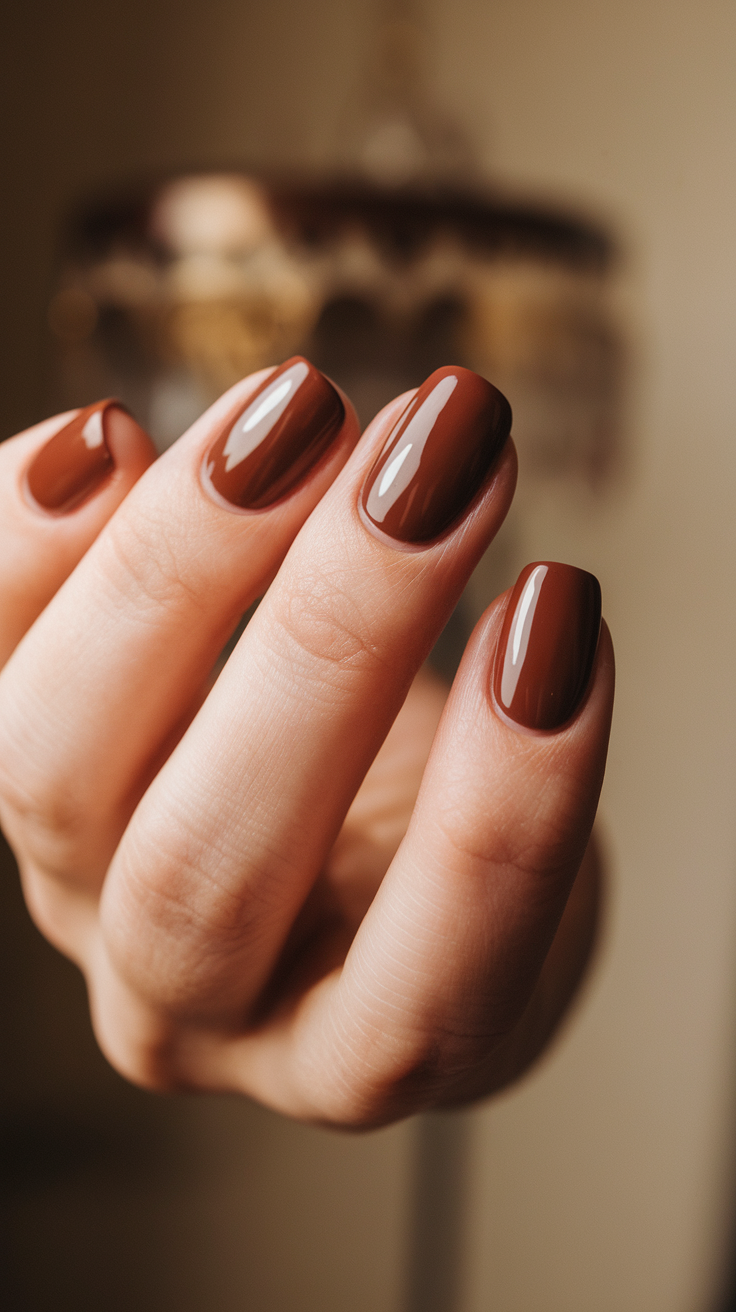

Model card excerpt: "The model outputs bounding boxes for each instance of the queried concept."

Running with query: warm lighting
[48,2,622,483]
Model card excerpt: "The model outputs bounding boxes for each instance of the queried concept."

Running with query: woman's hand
[0,361,613,1127]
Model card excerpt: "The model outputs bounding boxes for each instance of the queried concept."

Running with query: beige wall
[444,3,736,1308]
[2,2,735,1308]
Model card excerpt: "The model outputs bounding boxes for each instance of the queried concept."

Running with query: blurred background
[1,1,735,1308]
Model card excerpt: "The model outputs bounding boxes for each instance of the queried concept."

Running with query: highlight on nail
[360,365,512,545]
[25,399,121,513]
[493,561,602,731]
[202,356,344,511]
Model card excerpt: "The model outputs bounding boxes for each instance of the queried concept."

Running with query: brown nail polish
[202,357,344,510]
[493,562,601,731]
[360,366,511,545]
[26,399,121,512]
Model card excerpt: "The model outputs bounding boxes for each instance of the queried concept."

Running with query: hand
[0,361,614,1126]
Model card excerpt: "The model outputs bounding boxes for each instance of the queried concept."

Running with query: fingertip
[104,406,157,476]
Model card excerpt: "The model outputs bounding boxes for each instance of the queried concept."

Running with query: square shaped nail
[360,366,512,544]
[202,357,344,511]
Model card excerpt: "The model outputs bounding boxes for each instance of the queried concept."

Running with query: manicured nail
[493,562,601,731]
[26,399,122,512]
[360,366,511,544]
[202,357,345,510]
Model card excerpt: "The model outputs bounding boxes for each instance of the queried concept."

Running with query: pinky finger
[287,564,614,1124]
[0,401,156,665]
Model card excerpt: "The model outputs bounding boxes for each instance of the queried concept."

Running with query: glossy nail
[26,399,122,512]
[360,365,511,545]
[202,357,344,510]
[493,562,601,731]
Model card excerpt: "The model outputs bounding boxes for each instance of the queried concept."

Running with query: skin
[0,368,614,1128]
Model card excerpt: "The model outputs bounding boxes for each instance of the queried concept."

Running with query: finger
[252,569,614,1124]
[484,825,604,1097]
[0,401,156,666]
[0,360,357,906]
[99,368,516,1018]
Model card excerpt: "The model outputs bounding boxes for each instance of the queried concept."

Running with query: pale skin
[0,369,614,1128]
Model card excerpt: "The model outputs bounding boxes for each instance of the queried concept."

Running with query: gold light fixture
[50,169,621,484]
[48,2,622,485]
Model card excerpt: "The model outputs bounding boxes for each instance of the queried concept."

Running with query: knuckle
[0,749,111,899]
[311,1018,496,1128]
[316,1059,456,1128]
[2,776,81,843]
[0,757,90,875]
[102,862,271,1015]
[93,1017,185,1095]
[14,860,86,958]
[270,566,387,685]
[89,962,201,1096]
[433,788,580,889]
[102,507,209,621]
[0,754,30,823]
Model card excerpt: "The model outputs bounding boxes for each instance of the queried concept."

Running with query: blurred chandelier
[48,0,622,485]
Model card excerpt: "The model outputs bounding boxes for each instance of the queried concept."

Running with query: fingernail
[492,562,601,731]
[26,399,123,513]
[202,357,345,510]
[360,365,511,545]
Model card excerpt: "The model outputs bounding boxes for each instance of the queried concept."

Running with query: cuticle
[20,467,113,518]
[199,454,275,517]
[199,433,344,518]
[489,688,573,739]
[355,498,442,553]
